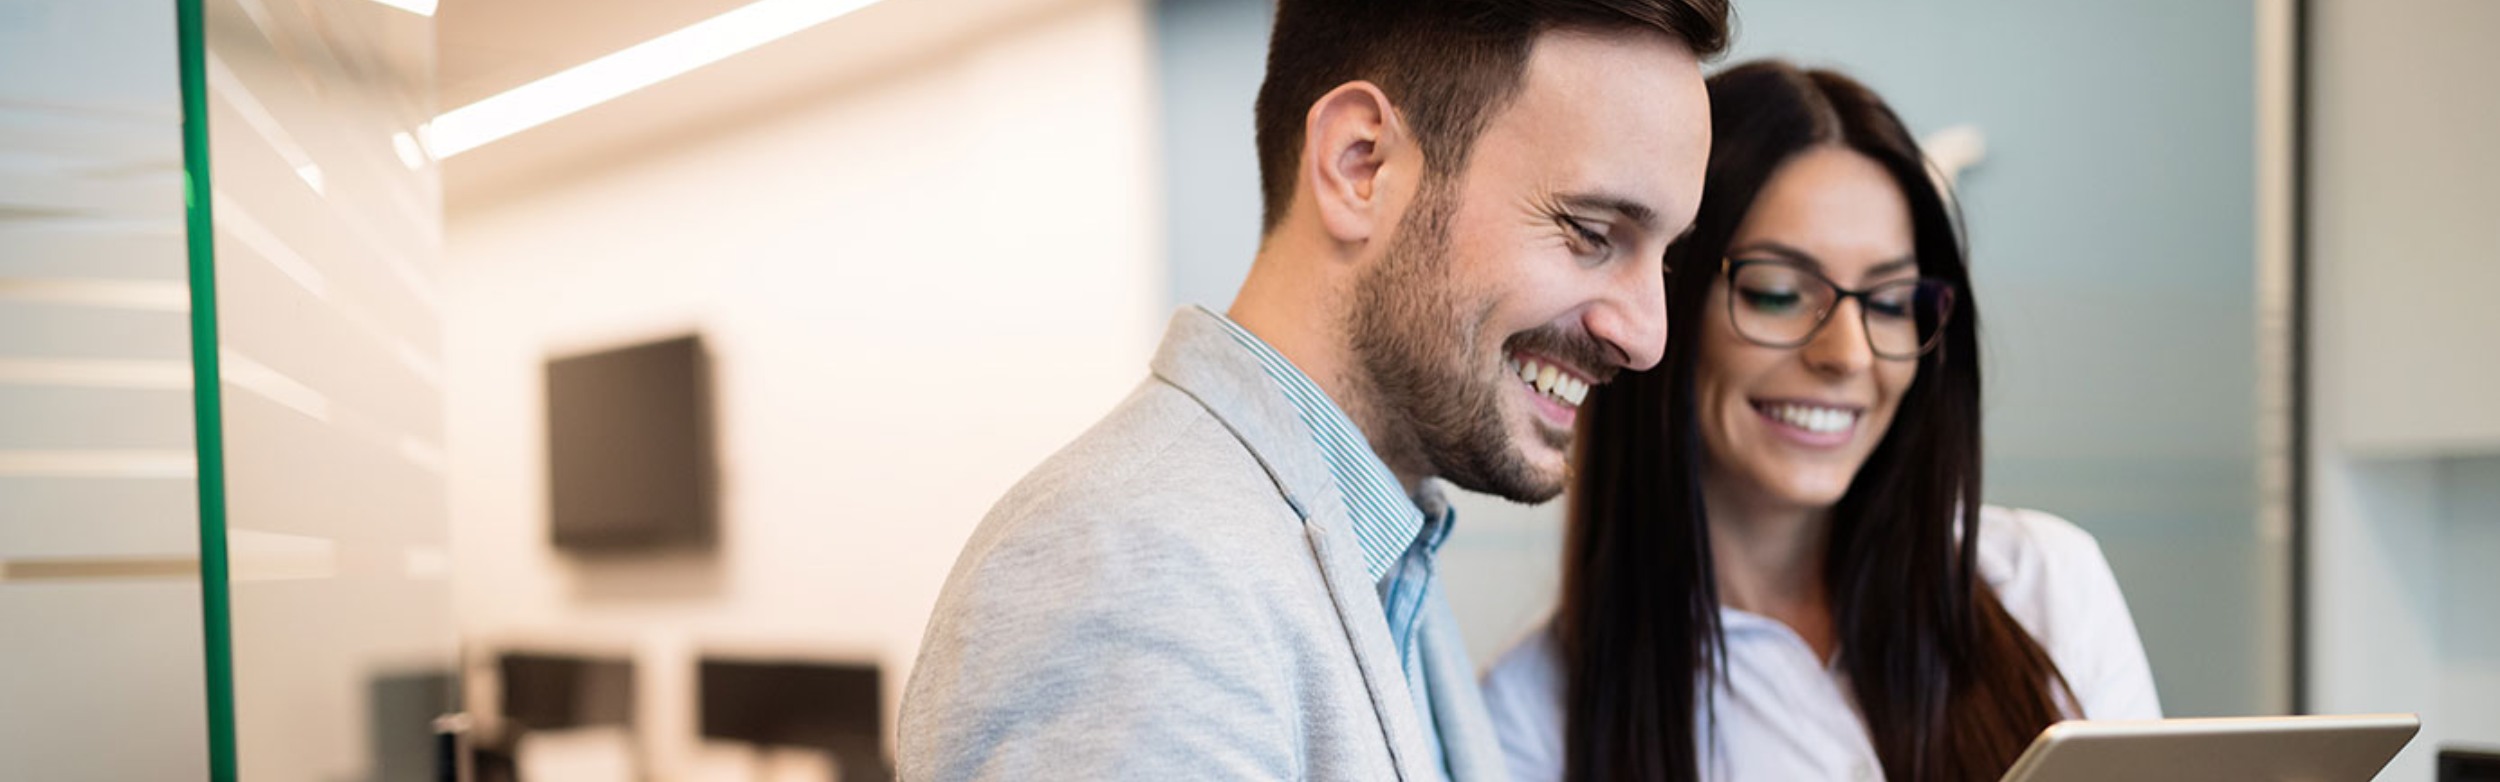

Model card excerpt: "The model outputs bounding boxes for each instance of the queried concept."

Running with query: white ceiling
[433,0,1093,211]
[436,0,758,109]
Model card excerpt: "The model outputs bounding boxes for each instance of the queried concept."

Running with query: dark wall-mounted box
[545,334,717,552]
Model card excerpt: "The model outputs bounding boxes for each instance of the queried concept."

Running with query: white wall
[2306,0,2500,459]
[2434,457,2500,752]
[2307,0,2500,777]
[440,0,1160,774]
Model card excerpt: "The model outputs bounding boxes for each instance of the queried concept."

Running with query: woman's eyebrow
[1866,256,1919,277]
[1728,240,1822,269]
[1731,244,1921,283]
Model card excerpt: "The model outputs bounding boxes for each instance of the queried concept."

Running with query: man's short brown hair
[1251,0,1731,234]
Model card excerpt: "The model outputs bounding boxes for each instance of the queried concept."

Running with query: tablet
[1999,713,2420,782]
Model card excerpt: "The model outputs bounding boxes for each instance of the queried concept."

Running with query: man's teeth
[1506,356,1589,407]
[1766,403,1856,434]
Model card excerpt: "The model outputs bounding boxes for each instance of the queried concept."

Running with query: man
[901,1,1727,778]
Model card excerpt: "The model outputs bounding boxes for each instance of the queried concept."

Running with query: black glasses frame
[1719,257,1956,361]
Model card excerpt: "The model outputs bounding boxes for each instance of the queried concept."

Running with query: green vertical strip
[175,0,240,779]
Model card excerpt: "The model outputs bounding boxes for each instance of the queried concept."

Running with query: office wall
[440,0,1159,773]
[2308,0,2500,775]
[2310,454,2500,778]
[1153,0,1268,313]
[2436,457,2500,748]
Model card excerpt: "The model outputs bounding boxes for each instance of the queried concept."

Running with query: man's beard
[1346,184,1567,504]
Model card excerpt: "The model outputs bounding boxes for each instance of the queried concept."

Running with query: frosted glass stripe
[397,437,445,474]
[0,556,199,583]
[210,189,328,297]
[401,545,447,581]
[329,194,444,314]
[227,529,335,582]
[0,278,190,312]
[208,190,445,389]
[396,342,445,390]
[228,531,452,583]
[227,0,351,92]
[381,237,444,315]
[0,547,445,584]
[205,52,323,194]
[0,358,191,389]
[218,348,331,423]
[296,267,446,390]
[0,450,197,478]
[216,349,446,474]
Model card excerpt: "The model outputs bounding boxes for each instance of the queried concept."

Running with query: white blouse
[1479,506,2162,782]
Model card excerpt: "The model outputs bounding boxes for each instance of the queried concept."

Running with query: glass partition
[193,0,455,779]
[0,1,212,779]
[3,1,452,779]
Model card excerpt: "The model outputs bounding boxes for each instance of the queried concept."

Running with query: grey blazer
[899,308,1507,781]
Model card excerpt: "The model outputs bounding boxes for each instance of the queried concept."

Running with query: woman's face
[1695,145,1923,513]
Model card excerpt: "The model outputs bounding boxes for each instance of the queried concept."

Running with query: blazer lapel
[1147,307,1437,780]
[1302,497,1437,780]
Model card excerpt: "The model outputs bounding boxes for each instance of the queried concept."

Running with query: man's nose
[1585,256,1669,370]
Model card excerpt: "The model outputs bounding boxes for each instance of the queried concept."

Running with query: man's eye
[1558,216,1611,254]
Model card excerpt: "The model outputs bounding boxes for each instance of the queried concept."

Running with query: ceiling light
[391,131,428,170]
[366,0,437,16]
[429,0,885,158]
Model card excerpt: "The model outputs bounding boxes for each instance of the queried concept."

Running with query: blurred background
[2,0,2494,780]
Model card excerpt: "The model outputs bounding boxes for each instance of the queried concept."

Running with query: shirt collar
[1204,307,1436,582]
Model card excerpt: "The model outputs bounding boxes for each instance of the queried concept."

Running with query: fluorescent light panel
[366,0,438,16]
[430,0,886,158]
[391,131,428,170]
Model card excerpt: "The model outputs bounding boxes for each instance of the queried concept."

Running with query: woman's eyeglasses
[1719,257,1956,360]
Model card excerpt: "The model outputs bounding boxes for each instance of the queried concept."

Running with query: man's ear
[1301,81,1414,248]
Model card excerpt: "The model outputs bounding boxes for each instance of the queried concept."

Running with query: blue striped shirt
[1209,307,1455,779]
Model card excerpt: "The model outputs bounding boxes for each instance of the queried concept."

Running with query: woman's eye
[1866,284,1921,319]
[1740,288,1803,313]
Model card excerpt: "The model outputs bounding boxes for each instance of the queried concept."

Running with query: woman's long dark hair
[1556,60,2071,782]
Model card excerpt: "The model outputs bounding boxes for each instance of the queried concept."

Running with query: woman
[1479,60,2161,782]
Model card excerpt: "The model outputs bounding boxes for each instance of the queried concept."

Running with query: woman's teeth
[1763,402,1857,434]
[1507,356,1589,407]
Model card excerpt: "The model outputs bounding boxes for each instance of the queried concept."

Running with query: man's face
[1349,28,1710,503]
